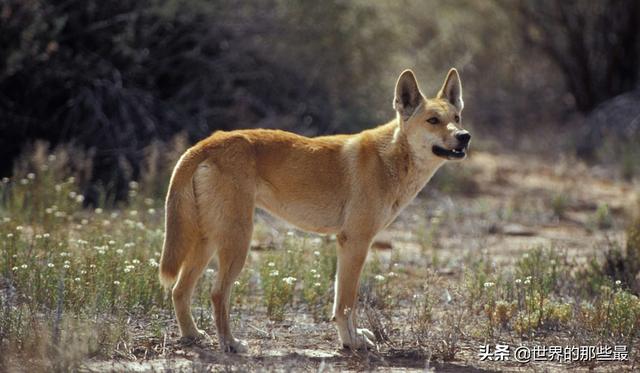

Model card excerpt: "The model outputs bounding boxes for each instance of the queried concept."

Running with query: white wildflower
[282,276,297,285]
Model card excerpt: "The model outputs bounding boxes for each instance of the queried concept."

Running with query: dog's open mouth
[432,145,467,160]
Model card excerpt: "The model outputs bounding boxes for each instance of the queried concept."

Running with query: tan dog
[159,68,470,352]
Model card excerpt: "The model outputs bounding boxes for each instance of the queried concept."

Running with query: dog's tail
[159,147,208,289]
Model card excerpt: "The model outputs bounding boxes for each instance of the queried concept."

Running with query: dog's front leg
[332,232,376,350]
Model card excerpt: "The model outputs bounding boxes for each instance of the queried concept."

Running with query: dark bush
[0,0,394,200]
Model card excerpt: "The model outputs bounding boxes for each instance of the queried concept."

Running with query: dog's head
[393,68,470,161]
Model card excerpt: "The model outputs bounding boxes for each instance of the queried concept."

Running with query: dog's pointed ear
[394,70,422,121]
[438,68,463,111]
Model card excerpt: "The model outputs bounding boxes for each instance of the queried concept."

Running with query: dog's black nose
[455,131,471,146]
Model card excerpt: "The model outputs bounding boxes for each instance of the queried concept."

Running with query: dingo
[159,68,470,352]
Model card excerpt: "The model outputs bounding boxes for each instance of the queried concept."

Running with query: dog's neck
[378,119,446,200]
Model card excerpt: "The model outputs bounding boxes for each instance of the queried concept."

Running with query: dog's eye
[427,117,439,125]
[455,115,460,123]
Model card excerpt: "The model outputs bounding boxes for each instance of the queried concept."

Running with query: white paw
[342,328,376,350]
[220,338,249,353]
[179,329,210,344]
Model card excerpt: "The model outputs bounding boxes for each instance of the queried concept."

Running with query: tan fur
[159,68,470,352]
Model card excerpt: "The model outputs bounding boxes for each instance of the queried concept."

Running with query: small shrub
[590,203,613,230]
[579,216,640,294]
[301,242,336,321]
[258,234,304,321]
[231,267,254,309]
[491,300,517,329]
[462,256,495,312]
[550,193,569,218]
[581,285,640,340]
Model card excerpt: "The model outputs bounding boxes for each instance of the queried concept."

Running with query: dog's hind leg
[194,159,255,353]
[210,221,252,353]
[209,197,254,353]
[172,240,215,341]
